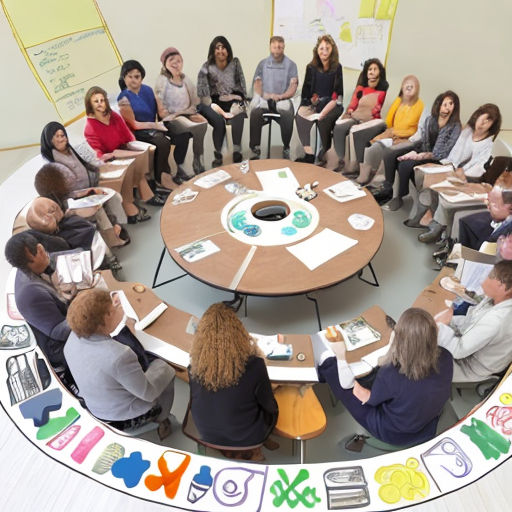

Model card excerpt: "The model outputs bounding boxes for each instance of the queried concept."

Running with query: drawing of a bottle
[188,465,213,503]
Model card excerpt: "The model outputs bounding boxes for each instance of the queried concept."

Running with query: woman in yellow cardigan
[356,75,424,186]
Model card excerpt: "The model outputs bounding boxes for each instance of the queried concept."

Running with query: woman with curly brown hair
[188,302,278,460]
[295,34,344,165]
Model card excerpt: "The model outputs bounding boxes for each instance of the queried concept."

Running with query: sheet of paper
[460,260,494,293]
[174,239,220,263]
[348,360,373,377]
[415,164,454,174]
[113,289,139,322]
[323,181,366,203]
[361,344,390,368]
[135,302,168,331]
[286,228,358,271]
[100,168,125,179]
[194,170,231,189]
[255,168,300,196]
[67,188,115,209]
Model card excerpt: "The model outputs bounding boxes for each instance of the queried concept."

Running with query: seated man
[435,260,512,382]
[249,36,298,160]
[4,232,151,380]
[458,185,512,250]
[65,289,175,439]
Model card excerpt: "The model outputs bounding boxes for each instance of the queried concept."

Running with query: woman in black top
[295,34,344,165]
[188,303,278,461]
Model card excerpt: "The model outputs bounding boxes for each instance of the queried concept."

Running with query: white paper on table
[194,170,231,189]
[255,168,300,196]
[67,188,115,209]
[251,333,279,356]
[348,214,375,230]
[286,228,358,271]
[174,239,220,262]
[324,181,366,203]
[113,290,139,322]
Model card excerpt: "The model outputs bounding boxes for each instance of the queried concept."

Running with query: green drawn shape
[461,418,510,460]
[36,407,80,440]
[230,211,247,230]
[278,171,288,178]
[270,468,321,508]
[292,211,312,229]
[359,0,377,18]
[339,22,353,43]
[376,0,398,20]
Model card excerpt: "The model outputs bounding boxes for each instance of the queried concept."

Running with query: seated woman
[84,86,165,223]
[332,58,388,172]
[188,303,278,461]
[417,103,502,244]
[295,34,344,165]
[356,75,424,186]
[36,156,129,249]
[383,91,462,210]
[65,288,176,440]
[41,122,128,232]
[317,308,453,446]
[118,59,192,188]
[197,36,247,167]
[155,48,207,175]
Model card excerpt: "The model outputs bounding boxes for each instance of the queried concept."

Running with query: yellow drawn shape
[375,458,429,505]
[2,0,102,48]
[339,22,353,43]
[359,0,377,18]
[500,393,512,405]
[376,0,399,20]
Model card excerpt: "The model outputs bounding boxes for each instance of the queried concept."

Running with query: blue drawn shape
[19,388,62,427]
[213,467,268,508]
[111,451,151,488]
[188,465,213,503]
[421,437,473,479]
[281,226,297,236]
[243,225,262,237]
[292,211,312,229]
[230,211,247,230]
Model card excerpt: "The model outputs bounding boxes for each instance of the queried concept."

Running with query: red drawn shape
[71,426,104,464]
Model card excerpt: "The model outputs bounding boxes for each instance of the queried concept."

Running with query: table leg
[357,262,379,287]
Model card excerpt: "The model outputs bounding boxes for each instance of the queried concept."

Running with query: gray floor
[118,188,482,464]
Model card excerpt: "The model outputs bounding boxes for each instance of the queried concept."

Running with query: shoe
[432,238,454,259]
[382,197,403,211]
[155,186,172,197]
[250,146,261,160]
[172,174,183,186]
[369,181,393,205]
[145,195,166,207]
[192,155,206,175]
[233,151,243,163]
[334,160,345,173]
[157,419,172,441]
[127,212,151,224]
[344,434,369,453]
[418,221,445,243]
[403,205,429,228]
[263,438,280,451]
[176,166,191,182]
[147,178,158,193]
[355,163,377,186]
[283,147,290,160]
[295,154,315,164]
[212,150,223,167]
[118,226,131,246]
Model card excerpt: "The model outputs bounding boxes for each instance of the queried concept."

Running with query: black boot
[295,153,315,164]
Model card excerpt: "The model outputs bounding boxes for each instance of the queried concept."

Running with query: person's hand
[353,382,371,404]
[155,121,168,131]
[434,308,454,325]
[101,153,115,162]
[347,108,354,115]
[222,110,234,120]
[454,167,467,181]
[92,187,106,195]
[398,150,418,161]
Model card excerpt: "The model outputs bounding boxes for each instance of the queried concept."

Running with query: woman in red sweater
[84,86,164,223]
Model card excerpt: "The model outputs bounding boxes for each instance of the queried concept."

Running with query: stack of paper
[324,181,366,203]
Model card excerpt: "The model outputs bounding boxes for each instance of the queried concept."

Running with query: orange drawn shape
[145,450,191,499]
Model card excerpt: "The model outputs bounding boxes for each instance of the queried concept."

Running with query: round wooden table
[160,160,384,297]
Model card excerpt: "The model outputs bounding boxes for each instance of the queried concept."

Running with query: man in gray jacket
[435,260,512,382]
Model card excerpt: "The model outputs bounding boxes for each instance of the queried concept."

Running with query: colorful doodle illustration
[270,468,321,508]
[374,458,430,505]
[500,393,512,405]
[71,426,105,463]
[292,211,312,229]
[323,466,370,509]
[36,407,80,440]
[230,211,248,230]
[487,406,512,435]
[7,353,40,405]
[145,450,191,499]
[92,443,126,475]
[19,388,62,426]
[421,437,473,491]
[282,227,298,236]
[243,225,262,237]
[188,465,213,503]
[111,451,151,488]
[47,424,81,451]
[461,418,511,460]
[1,324,31,349]
[213,466,269,508]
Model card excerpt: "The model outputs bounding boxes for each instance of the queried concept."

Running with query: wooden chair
[273,385,327,463]
[181,402,263,458]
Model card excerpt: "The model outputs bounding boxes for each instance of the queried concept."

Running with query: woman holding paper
[416,103,502,243]
[84,86,165,223]
[65,288,176,440]
[316,308,453,447]
[188,303,278,461]
[354,75,424,186]
[332,58,388,172]
[295,34,344,165]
